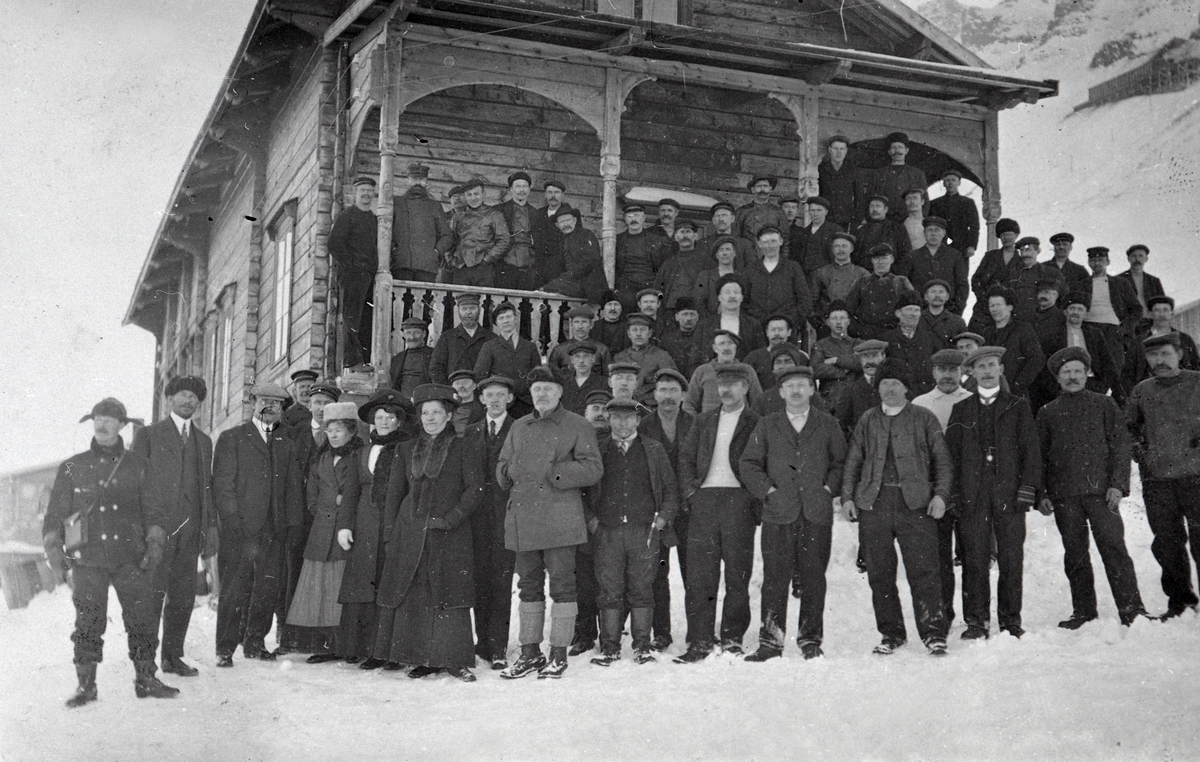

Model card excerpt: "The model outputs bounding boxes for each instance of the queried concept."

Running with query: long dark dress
[375,427,483,668]
[338,430,404,659]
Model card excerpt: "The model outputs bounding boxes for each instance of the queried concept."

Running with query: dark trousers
[652,512,688,641]
[72,562,159,665]
[471,492,516,660]
[959,490,1026,630]
[1142,477,1200,609]
[1053,494,1144,618]
[684,488,756,650]
[515,545,577,603]
[153,520,201,661]
[391,268,437,283]
[341,271,374,367]
[594,523,658,611]
[936,512,961,625]
[494,263,538,291]
[449,262,495,288]
[1087,322,1129,401]
[759,515,832,650]
[859,488,948,644]
[572,543,599,641]
[216,534,283,656]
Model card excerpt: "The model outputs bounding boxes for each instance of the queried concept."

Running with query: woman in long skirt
[338,389,413,669]
[376,384,484,681]
[286,401,363,664]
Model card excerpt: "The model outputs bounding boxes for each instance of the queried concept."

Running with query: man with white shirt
[132,376,217,677]
[675,363,761,662]
[913,349,973,626]
[1084,246,1142,399]
[740,365,846,661]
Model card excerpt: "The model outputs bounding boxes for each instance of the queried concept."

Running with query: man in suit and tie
[740,365,847,661]
[212,382,303,667]
[466,376,519,670]
[132,376,216,677]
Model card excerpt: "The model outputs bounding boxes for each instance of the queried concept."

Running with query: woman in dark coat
[376,384,484,681]
[339,389,414,669]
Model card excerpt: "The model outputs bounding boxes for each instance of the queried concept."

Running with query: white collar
[169,411,192,434]
[978,385,1001,401]
[486,412,506,427]
[881,402,906,416]
[786,407,810,420]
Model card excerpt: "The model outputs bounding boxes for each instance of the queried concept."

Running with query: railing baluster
[548,298,562,352]
[391,284,407,356]
[529,296,544,355]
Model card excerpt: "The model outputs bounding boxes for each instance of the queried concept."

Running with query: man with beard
[928,170,979,260]
[981,285,1045,400]
[788,196,843,281]
[429,293,490,385]
[615,202,673,312]
[852,195,910,270]
[328,176,379,366]
[391,163,453,283]
[497,171,541,291]
[447,178,511,287]
[1126,333,1200,620]
[872,133,927,222]
[541,208,606,305]
[1038,347,1151,629]
[907,217,967,315]
[818,135,869,229]
[736,176,788,243]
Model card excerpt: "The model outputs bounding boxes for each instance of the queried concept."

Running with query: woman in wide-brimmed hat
[375,384,484,681]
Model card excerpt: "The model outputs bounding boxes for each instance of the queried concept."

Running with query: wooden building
[124,0,1057,430]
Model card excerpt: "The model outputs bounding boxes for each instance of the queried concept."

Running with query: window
[209,283,236,425]
[595,0,677,25]
[268,200,298,363]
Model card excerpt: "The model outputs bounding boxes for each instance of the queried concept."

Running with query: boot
[66,664,98,708]
[538,646,569,679]
[1058,613,1098,630]
[630,607,655,664]
[134,661,180,699]
[591,609,623,666]
[500,644,546,680]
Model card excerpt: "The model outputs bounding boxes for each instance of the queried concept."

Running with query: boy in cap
[329,176,380,366]
[928,169,979,259]
[615,313,679,405]
[388,317,433,399]
[429,293,490,385]
[946,346,1043,639]
[45,398,179,706]
[391,163,453,282]
[586,398,680,666]
[907,216,968,315]
[1037,347,1150,629]
[615,201,673,312]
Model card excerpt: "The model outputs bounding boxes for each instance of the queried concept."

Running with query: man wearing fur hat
[1037,347,1150,629]
[132,376,216,677]
[45,398,178,706]
[946,347,1043,640]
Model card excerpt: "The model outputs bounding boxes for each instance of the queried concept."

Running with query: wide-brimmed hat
[358,388,414,423]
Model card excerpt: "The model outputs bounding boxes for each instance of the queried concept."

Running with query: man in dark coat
[881,291,940,398]
[946,346,1044,640]
[787,197,843,281]
[1004,238,1066,324]
[473,301,543,419]
[388,318,434,399]
[212,383,303,667]
[844,244,915,340]
[1037,347,1149,629]
[1042,232,1091,308]
[735,176,788,243]
[328,176,379,366]
[659,297,708,382]
[44,398,177,706]
[639,368,695,650]
[391,163,453,282]
[448,178,511,288]
[1030,289,1118,409]
[496,171,541,291]
[534,179,570,285]
[1116,243,1165,317]
[818,135,869,229]
[280,369,318,429]
[132,376,216,678]
[834,339,886,440]
[559,342,609,417]
[927,170,979,259]
[872,133,928,221]
[585,399,680,666]
[968,217,1020,329]
[697,202,756,270]
[740,366,846,661]
[1126,332,1200,619]
[745,227,813,330]
[615,202,673,312]
[852,195,910,270]
[981,285,1045,400]
[906,217,967,315]
[429,293,490,385]
[541,208,606,304]
[465,376,519,669]
[1084,246,1142,399]
[675,363,761,663]
[1131,295,1200,384]
[842,359,953,656]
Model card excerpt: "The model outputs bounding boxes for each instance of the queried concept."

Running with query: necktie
[619,440,629,454]
[181,423,189,444]
[489,420,498,439]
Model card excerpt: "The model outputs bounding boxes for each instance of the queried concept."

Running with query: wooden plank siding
[688,0,886,53]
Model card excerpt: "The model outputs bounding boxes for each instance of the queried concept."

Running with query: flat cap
[953,331,985,346]
[923,278,952,294]
[457,177,484,194]
[995,218,1020,236]
[543,179,566,192]
[1142,332,1181,351]
[626,313,655,329]
[605,398,641,414]
[322,401,359,424]
[827,134,851,146]
[448,369,477,384]
[964,346,1006,366]
[869,243,895,258]
[780,195,802,205]
[352,176,377,187]
[454,292,481,306]
[401,317,429,331]
[942,169,963,180]
[930,349,966,367]
[358,388,414,422]
[657,197,681,209]
[655,368,689,390]
[635,288,661,302]
[831,231,857,246]
[1086,246,1110,258]
[709,201,737,216]
[1015,236,1041,249]
[714,362,756,384]
[1049,232,1074,244]
[923,216,948,230]
[412,384,459,409]
[607,361,641,376]
[553,206,582,222]
[675,219,697,231]
[566,305,596,320]
[854,339,889,353]
[526,366,561,386]
[477,376,516,393]
[507,171,532,187]
[1147,295,1175,310]
[165,375,207,402]
[903,187,927,199]
[290,369,319,382]
[769,344,810,365]
[1127,244,1150,256]
[250,382,289,400]
[711,328,743,346]
[806,196,831,210]
[868,194,890,207]
[585,389,613,407]
[491,300,518,319]
[567,341,599,356]
[1047,346,1091,375]
[308,381,342,402]
[711,234,740,253]
[621,201,645,214]
[80,397,134,424]
[756,225,783,239]
[774,365,814,383]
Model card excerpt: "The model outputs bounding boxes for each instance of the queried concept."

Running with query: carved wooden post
[982,111,1002,251]
[601,68,655,290]
[769,88,820,225]
[371,24,403,382]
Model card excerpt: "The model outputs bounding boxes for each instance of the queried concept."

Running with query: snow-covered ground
[3,474,1199,761]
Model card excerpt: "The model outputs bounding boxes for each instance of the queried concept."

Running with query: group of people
[44,130,1200,703]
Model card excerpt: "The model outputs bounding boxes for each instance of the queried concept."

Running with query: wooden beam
[802,58,851,87]
[267,10,332,37]
[350,0,412,56]
[324,0,379,47]
[599,27,645,56]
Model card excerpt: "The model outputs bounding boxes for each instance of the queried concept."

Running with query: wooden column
[600,68,654,289]
[981,111,1001,251]
[371,25,403,382]
[769,89,820,222]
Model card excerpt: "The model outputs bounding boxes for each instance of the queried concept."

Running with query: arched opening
[847,137,982,188]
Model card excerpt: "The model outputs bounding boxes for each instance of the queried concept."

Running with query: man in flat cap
[788,196,844,281]
[615,313,678,406]
[548,305,611,377]
[834,338,886,440]
[541,207,606,304]
[683,330,765,415]
[872,132,928,222]
[968,217,1021,329]
[697,202,755,271]
[329,176,379,366]
[818,135,870,229]
[498,366,603,679]
[1117,243,1165,318]
[132,376,216,677]
[907,216,968,315]
[981,285,1045,400]
[842,358,952,656]
[655,220,708,311]
[449,368,486,435]
[447,178,511,287]
[740,365,846,661]
[928,169,979,260]
[920,279,966,349]
[1043,232,1090,307]
[844,244,916,340]
[1085,246,1142,399]
[497,171,541,291]
[429,293,488,385]
[745,226,813,331]
[650,198,681,243]
[676,362,761,662]
[45,398,178,706]
[615,201,673,312]
[535,179,570,285]
[1005,237,1066,324]
[946,346,1043,639]
[391,163,453,283]
[852,195,910,270]
[1031,289,1118,409]
[560,342,609,416]
[212,382,303,666]
[388,317,433,399]
[812,232,870,336]
[659,296,707,382]
[1038,346,1150,629]
[281,369,319,429]
[585,398,679,666]
[1127,332,1200,619]
[882,290,939,398]
[473,301,542,419]
[1132,295,1200,383]
[736,176,788,243]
